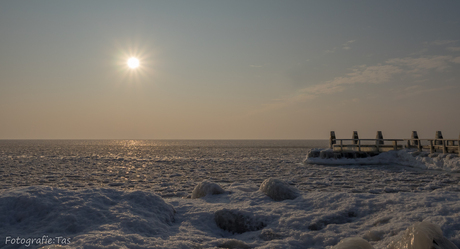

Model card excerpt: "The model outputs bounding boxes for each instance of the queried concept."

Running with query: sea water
[1,140,460,248]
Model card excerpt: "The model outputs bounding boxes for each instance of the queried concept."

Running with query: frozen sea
[1,140,460,249]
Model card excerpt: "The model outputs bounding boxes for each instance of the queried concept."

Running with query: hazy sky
[1,1,460,139]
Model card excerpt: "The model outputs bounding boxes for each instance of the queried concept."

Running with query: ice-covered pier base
[309,149,380,160]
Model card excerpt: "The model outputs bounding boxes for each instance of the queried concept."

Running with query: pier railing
[329,131,460,155]
[332,138,404,153]
[405,138,460,154]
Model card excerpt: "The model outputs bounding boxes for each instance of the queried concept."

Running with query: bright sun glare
[127,57,140,69]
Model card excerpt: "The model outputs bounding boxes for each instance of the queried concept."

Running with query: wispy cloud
[386,55,455,73]
[283,63,403,104]
[395,85,458,99]
[325,47,337,54]
[253,54,459,113]
[447,47,460,52]
[342,40,356,50]
[425,40,458,46]
[325,40,356,53]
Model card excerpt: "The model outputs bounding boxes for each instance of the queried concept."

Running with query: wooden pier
[329,131,460,156]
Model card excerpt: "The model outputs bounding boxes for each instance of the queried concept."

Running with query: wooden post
[352,131,359,145]
[443,140,447,154]
[430,140,434,153]
[411,131,419,147]
[329,131,336,149]
[376,131,384,145]
[435,131,443,145]
[340,140,343,152]
[358,139,361,152]
[458,133,460,156]
[392,140,397,151]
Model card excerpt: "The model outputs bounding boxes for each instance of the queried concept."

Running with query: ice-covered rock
[259,178,299,201]
[191,180,225,199]
[304,148,460,171]
[388,221,458,249]
[214,209,266,234]
[332,237,374,249]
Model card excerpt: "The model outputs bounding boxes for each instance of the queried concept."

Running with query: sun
[113,41,155,83]
[127,57,140,69]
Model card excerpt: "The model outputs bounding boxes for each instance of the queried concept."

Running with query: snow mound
[217,239,251,249]
[191,180,225,199]
[363,230,384,241]
[214,209,266,234]
[308,210,357,231]
[396,150,460,172]
[332,237,374,249]
[259,178,299,201]
[0,186,175,247]
[259,228,283,241]
[388,222,458,249]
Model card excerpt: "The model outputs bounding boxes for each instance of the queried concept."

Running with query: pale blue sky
[1,1,459,139]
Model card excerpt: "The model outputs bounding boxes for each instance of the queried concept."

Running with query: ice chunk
[214,209,266,234]
[191,180,225,199]
[332,237,374,249]
[259,178,299,201]
[388,221,458,249]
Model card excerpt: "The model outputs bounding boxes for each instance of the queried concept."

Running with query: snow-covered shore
[1,181,460,249]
